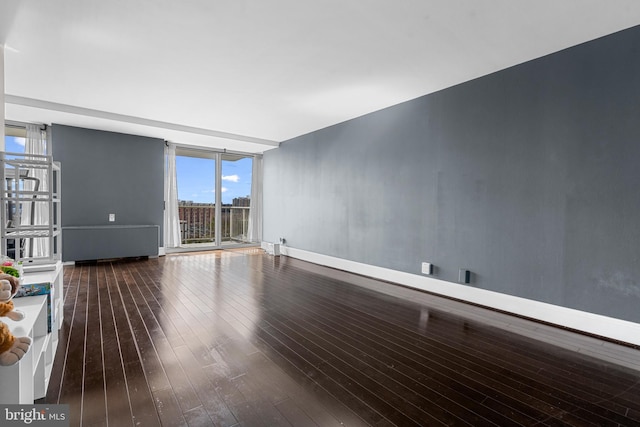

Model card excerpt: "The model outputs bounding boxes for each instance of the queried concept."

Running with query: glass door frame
[214,152,222,246]
[170,145,258,252]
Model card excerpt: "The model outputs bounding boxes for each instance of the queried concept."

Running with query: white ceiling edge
[3,1,640,150]
[5,103,278,154]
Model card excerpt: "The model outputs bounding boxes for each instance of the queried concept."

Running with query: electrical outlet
[109,213,115,222]
[421,262,434,275]
[459,269,471,284]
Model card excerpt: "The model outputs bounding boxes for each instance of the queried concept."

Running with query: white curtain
[247,155,263,243]
[21,124,49,258]
[164,143,181,248]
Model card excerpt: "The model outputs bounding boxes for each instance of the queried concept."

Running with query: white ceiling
[2,1,640,153]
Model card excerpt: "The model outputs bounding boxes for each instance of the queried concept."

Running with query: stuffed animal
[0,273,31,366]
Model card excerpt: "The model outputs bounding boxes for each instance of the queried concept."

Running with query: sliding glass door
[221,153,253,245]
[175,151,216,245]
[173,148,254,248]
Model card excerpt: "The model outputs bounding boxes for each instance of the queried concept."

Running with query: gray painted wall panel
[63,226,159,261]
[52,124,164,261]
[263,25,640,322]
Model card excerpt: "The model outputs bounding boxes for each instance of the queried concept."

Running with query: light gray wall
[52,124,164,261]
[263,25,640,323]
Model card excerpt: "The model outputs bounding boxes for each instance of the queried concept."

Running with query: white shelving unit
[0,261,63,404]
[0,152,61,268]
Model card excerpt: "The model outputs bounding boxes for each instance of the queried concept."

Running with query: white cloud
[202,187,228,193]
[222,174,239,182]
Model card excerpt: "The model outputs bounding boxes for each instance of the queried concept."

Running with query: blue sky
[5,135,251,204]
[5,135,25,153]
[176,155,252,204]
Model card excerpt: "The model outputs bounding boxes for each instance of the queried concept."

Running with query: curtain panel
[21,124,49,258]
[248,155,263,243]
[164,144,181,248]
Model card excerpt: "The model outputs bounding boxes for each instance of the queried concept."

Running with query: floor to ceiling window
[175,150,217,245]
[221,153,253,245]
[2,125,27,259]
[173,147,256,249]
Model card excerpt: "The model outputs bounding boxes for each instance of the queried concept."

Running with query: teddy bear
[0,273,31,366]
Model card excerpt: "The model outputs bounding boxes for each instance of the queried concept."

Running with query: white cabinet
[0,261,63,404]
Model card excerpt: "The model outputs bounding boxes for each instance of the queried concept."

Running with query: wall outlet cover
[459,269,471,284]
[421,262,433,275]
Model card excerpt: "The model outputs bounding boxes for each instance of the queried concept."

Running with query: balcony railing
[179,205,250,245]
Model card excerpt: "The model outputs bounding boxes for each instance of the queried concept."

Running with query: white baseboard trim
[281,246,640,347]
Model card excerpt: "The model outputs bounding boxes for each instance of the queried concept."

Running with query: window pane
[176,155,216,244]
[221,154,252,244]
[4,134,26,154]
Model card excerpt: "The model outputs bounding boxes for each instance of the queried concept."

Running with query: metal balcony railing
[179,205,250,245]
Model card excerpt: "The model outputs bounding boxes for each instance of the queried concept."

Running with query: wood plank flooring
[42,250,640,426]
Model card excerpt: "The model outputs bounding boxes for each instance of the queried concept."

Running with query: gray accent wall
[52,124,164,261]
[263,25,640,323]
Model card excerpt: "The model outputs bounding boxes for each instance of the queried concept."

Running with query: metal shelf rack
[0,152,61,267]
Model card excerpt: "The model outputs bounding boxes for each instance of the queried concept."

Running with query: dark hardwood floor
[42,250,640,426]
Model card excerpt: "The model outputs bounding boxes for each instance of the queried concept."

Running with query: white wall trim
[281,246,640,347]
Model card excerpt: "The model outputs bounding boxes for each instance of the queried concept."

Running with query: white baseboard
[281,246,640,347]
